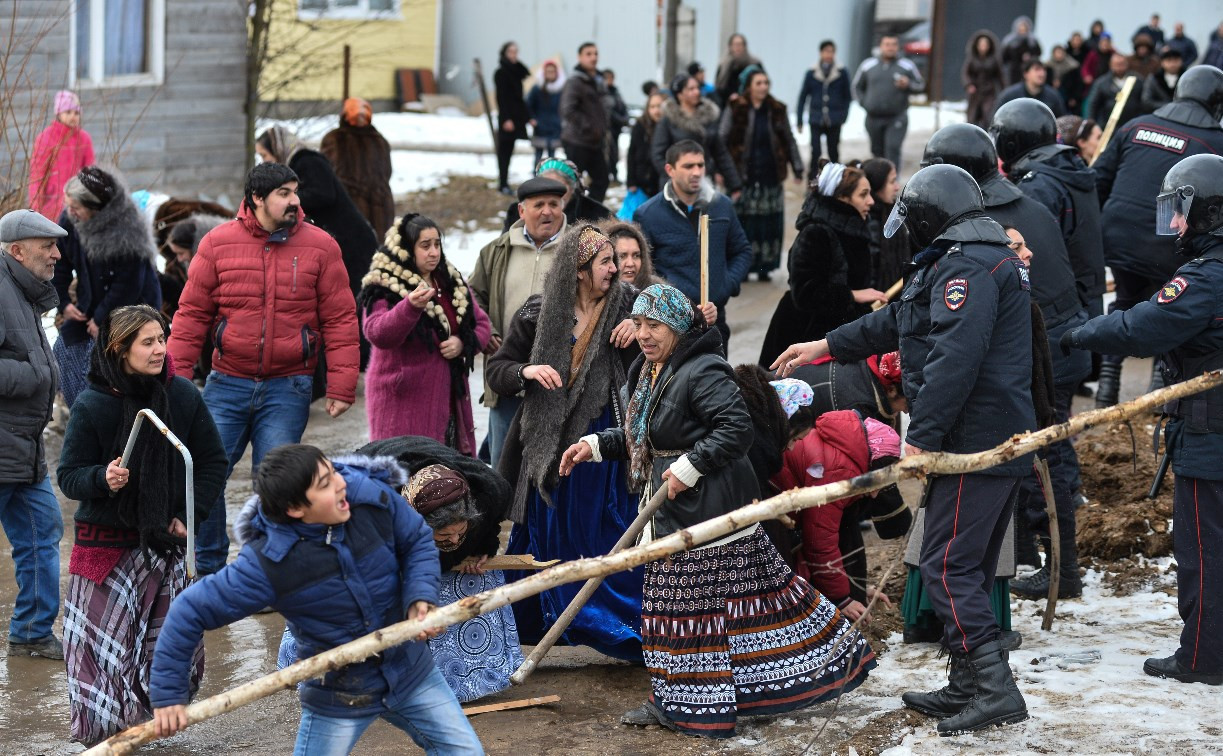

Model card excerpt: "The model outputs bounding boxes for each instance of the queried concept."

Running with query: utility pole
[663,0,680,83]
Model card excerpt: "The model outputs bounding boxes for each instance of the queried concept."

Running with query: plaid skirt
[52,336,93,408]
[642,526,876,739]
[64,547,204,744]
[734,182,786,275]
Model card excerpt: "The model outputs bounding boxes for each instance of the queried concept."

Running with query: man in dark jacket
[560,42,609,202]
[922,124,1090,599]
[150,446,484,751]
[602,69,630,184]
[1063,154,1223,687]
[772,165,1035,735]
[993,60,1068,116]
[797,40,852,169]
[634,140,751,350]
[1165,23,1198,67]
[1140,47,1184,114]
[1091,65,1223,405]
[852,35,924,170]
[1084,52,1142,126]
[0,209,67,660]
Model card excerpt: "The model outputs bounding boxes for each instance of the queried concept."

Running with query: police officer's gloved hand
[1059,330,1076,357]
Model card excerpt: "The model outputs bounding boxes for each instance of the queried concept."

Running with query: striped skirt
[642,526,876,739]
[734,182,786,275]
[64,547,204,745]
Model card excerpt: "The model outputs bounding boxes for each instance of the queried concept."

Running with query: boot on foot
[903,651,974,718]
[937,640,1028,736]
[1095,362,1121,408]
[1143,654,1223,686]
[1010,563,1082,599]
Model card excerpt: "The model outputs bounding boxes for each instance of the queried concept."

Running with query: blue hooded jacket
[149,455,441,718]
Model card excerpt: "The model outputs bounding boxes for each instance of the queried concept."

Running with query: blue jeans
[485,394,522,470]
[197,372,313,574]
[293,666,483,755]
[0,477,64,642]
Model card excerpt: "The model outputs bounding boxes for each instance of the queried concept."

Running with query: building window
[298,0,399,20]
[73,0,166,86]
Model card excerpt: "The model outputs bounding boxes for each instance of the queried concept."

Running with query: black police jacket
[826,218,1037,476]
[1093,101,1223,281]
[1011,144,1106,304]
[981,175,1083,326]
[1068,235,1223,480]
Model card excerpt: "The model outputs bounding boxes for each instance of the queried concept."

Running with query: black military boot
[902,651,974,718]
[1143,654,1223,686]
[1011,536,1083,599]
[937,641,1029,736]
[1095,362,1121,408]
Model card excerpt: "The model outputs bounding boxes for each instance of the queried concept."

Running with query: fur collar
[661,97,721,133]
[810,61,843,83]
[74,188,157,266]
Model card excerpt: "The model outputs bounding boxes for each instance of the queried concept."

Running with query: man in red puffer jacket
[169,162,358,575]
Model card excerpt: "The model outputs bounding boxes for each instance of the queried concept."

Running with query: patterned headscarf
[577,226,610,266]
[342,97,372,127]
[630,284,693,335]
[770,378,814,418]
[537,157,579,185]
[863,417,901,463]
[817,162,847,197]
[259,125,305,165]
[402,463,469,516]
[867,351,902,387]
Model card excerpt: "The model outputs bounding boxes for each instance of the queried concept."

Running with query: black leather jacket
[597,327,757,537]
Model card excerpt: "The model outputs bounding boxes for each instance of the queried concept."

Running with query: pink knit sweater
[363,293,491,454]
[28,120,95,221]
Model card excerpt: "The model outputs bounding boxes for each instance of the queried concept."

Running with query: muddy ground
[0,125,1177,755]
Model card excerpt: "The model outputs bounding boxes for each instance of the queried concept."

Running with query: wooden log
[85,371,1223,755]
[871,277,905,311]
[1089,75,1137,167]
[463,694,561,717]
[1034,458,1060,631]
[461,555,560,571]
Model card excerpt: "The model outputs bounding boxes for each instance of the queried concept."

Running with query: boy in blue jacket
[149,444,483,755]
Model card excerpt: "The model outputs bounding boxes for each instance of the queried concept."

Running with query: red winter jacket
[771,410,870,604]
[168,204,359,403]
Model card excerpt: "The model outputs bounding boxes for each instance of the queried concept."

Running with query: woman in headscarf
[53,166,162,407]
[494,41,532,195]
[720,65,804,281]
[757,160,881,367]
[713,33,761,106]
[319,97,396,239]
[502,157,612,232]
[357,214,490,453]
[597,219,663,290]
[650,73,742,195]
[1000,15,1042,86]
[485,224,642,660]
[962,30,1004,127]
[560,283,877,738]
[29,90,94,222]
[159,213,227,321]
[57,305,227,745]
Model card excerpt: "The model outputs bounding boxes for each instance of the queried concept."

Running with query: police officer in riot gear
[990,98,1106,326]
[1091,65,1223,407]
[1063,154,1223,686]
[772,164,1035,733]
[923,124,1091,600]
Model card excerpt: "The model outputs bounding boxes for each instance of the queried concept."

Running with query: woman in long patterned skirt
[56,305,228,744]
[560,284,876,738]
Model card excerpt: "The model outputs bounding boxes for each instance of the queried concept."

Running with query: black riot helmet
[1156,154,1223,253]
[921,123,998,183]
[883,164,984,249]
[988,99,1058,172]
[1173,65,1223,122]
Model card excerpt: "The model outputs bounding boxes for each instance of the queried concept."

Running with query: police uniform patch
[1157,276,1189,304]
[944,278,968,310]
[1009,258,1031,291]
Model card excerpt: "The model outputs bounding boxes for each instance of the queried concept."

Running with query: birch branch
[86,370,1223,755]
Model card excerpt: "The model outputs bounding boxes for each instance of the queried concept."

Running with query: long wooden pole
[511,486,668,684]
[699,213,709,306]
[86,371,1223,755]
[1089,75,1137,167]
[1034,458,1060,631]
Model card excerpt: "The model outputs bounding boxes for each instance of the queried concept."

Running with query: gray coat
[0,253,60,483]
[852,55,924,118]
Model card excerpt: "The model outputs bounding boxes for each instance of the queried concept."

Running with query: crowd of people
[2,14,1222,752]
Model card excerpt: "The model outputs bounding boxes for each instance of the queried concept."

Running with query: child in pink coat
[29,91,95,221]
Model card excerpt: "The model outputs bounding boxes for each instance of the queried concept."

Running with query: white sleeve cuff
[579,434,603,463]
[669,454,702,488]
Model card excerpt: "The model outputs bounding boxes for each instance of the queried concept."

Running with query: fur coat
[720,94,804,184]
[650,98,742,192]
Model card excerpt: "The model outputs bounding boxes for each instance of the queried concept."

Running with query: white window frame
[297,0,402,21]
[69,0,166,88]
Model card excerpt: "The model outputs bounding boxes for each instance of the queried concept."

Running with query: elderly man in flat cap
[469,177,570,467]
[0,209,68,660]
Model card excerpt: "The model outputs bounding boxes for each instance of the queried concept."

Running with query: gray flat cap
[0,209,68,243]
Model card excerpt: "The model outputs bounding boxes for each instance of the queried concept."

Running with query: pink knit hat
[863,417,901,463]
[54,90,80,115]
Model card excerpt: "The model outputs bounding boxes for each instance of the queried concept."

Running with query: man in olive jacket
[0,209,68,660]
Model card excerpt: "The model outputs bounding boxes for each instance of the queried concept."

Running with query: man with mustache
[167,162,359,576]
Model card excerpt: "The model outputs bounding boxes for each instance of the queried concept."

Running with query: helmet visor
[1155,186,1194,236]
[883,200,908,239]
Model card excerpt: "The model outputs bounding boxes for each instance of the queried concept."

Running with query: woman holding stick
[57,305,228,745]
[559,283,876,739]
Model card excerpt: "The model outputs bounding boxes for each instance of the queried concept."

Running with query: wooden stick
[462,555,560,571]
[1034,458,1060,631]
[871,277,905,311]
[510,485,669,684]
[699,213,709,306]
[1089,75,1137,167]
[85,371,1223,755]
[463,694,560,717]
